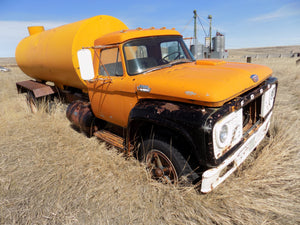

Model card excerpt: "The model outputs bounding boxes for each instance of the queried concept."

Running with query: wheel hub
[154,168,163,177]
[146,150,178,185]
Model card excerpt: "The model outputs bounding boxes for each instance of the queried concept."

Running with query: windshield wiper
[169,59,193,66]
[141,59,193,74]
[142,64,172,74]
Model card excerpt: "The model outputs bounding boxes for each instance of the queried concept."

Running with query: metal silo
[212,35,225,53]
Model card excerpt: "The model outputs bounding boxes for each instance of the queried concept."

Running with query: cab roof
[94,28,181,46]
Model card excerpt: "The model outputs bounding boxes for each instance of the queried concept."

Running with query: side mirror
[77,49,95,80]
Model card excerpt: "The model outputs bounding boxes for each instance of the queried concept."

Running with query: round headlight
[219,124,229,144]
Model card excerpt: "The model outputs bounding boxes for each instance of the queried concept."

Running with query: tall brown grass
[0,54,299,224]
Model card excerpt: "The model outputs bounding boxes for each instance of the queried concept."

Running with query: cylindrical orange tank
[16,15,128,90]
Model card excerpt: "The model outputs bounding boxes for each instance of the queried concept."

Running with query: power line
[197,16,207,37]
[180,17,193,35]
[180,13,212,39]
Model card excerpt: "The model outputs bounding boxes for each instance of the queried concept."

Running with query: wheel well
[130,121,199,172]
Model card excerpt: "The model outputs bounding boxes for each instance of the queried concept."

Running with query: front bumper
[200,112,272,193]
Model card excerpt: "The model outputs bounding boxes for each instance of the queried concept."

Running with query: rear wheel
[25,92,52,113]
[140,139,198,185]
[26,92,38,113]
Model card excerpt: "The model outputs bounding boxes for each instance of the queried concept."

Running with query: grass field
[0,48,299,224]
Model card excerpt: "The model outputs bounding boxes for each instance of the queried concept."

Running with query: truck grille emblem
[250,74,259,83]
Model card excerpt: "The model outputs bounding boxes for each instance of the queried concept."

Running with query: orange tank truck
[15,15,278,193]
[16,15,128,90]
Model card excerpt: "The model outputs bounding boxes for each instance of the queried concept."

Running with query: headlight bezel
[213,108,243,159]
[261,84,276,118]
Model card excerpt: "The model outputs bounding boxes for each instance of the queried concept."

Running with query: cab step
[94,130,125,150]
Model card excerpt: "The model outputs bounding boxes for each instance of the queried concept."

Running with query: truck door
[87,47,137,128]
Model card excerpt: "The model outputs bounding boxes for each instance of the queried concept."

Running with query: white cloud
[248,2,300,22]
[0,20,66,57]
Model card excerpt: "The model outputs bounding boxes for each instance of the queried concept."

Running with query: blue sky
[1,0,299,57]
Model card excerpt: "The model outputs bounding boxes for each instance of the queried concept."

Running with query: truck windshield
[123,36,195,75]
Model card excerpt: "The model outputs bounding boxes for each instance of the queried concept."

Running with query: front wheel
[139,139,198,185]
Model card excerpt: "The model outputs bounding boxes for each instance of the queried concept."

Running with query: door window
[99,48,123,76]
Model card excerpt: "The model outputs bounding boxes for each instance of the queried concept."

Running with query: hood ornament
[250,74,259,83]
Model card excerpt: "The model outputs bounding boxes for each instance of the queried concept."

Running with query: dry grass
[0,49,299,224]
[228,45,300,57]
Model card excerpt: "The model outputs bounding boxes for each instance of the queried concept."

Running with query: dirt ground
[0,47,299,224]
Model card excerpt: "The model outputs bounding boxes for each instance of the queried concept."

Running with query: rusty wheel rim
[146,150,178,185]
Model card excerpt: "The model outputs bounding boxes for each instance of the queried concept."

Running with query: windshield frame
[123,36,195,76]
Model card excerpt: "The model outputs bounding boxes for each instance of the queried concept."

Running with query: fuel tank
[15,15,128,90]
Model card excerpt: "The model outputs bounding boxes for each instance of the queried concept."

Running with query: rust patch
[156,103,180,114]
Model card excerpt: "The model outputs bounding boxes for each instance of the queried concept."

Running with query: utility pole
[208,15,212,52]
[193,10,197,45]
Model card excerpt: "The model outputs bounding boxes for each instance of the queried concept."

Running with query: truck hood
[135,60,272,107]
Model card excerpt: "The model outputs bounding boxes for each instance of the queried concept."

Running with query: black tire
[139,138,198,185]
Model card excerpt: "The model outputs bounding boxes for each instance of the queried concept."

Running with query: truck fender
[127,100,197,154]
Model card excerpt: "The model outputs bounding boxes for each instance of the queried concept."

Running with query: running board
[94,130,125,150]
